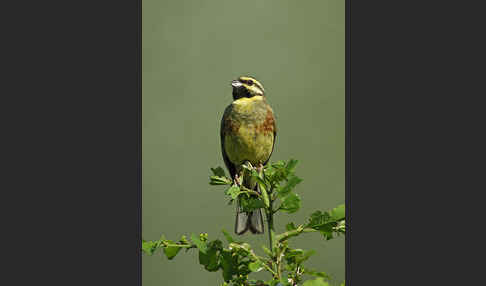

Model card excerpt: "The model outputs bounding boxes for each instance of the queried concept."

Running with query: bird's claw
[234,173,242,186]
[257,163,264,173]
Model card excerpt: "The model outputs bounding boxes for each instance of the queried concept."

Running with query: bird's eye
[247,80,253,86]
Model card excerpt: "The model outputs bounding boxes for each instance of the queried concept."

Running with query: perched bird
[220,76,276,235]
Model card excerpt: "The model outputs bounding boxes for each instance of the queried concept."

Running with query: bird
[220,76,276,235]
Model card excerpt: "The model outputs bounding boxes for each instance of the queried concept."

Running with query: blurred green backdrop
[142,1,345,285]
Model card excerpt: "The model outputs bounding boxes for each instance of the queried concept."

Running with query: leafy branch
[142,159,345,286]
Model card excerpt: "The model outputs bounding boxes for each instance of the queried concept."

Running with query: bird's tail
[235,185,264,235]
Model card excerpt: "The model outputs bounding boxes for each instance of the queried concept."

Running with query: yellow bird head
[231,76,265,100]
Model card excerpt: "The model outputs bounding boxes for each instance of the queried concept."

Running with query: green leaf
[141,240,157,255]
[191,233,208,254]
[285,248,305,259]
[211,167,226,177]
[285,159,299,173]
[296,250,315,264]
[302,277,330,286]
[228,242,251,257]
[199,241,220,271]
[330,204,345,221]
[179,235,189,245]
[222,229,235,243]
[286,222,297,231]
[270,230,277,251]
[272,160,285,168]
[220,250,238,281]
[240,196,266,212]
[284,248,315,266]
[163,241,182,260]
[248,167,268,192]
[306,206,345,240]
[263,165,275,180]
[306,211,330,228]
[262,246,272,257]
[278,175,303,197]
[250,168,263,180]
[269,161,287,182]
[280,193,301,213]
[260,183,270,208]
[247,166,269,207]
[225,185,241,199]
[306,211,334,239]
[320,226,336,240]
[210,175,232,185]
[248,260,264,272]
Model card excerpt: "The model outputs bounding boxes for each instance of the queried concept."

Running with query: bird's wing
[263,106,277,166]
[220,104,237,179]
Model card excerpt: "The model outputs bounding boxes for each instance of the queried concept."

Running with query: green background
[142,1,345,285]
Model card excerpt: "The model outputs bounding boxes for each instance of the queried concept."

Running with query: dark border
[9,0,143,284]
[344,1,484,284]
[9,0,479,285]
[136,0,142,284]
[345,0,351,284]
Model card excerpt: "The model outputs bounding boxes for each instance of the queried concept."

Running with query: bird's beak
[231,80,242,88]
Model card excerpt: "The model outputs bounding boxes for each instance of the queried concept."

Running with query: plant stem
[248,250,277,276]
[276,227,318,242]
[267,198,281,281]
[260,166,281,281]
[162,243,195,248]
[267,199,274,253]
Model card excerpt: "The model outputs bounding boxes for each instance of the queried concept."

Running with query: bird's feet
[256,163,264,174]
[234,173,242,187]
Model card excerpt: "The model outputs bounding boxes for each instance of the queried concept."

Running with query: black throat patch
[232,86,254,100]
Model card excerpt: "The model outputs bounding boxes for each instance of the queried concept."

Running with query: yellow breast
[224,96,274,165]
